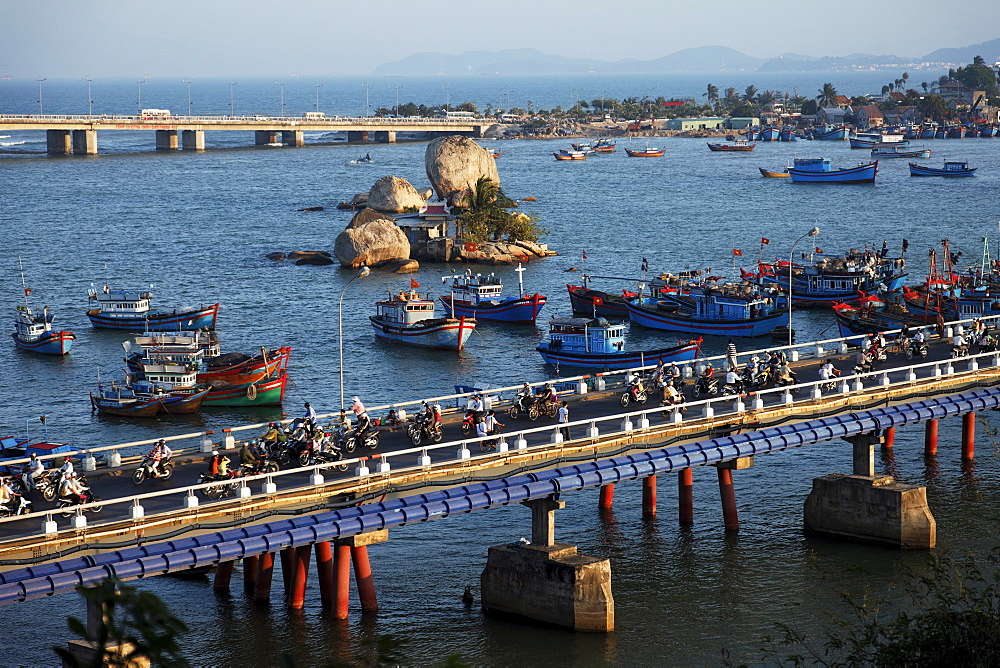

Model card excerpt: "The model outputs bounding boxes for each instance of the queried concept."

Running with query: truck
[303,112,326,120]
[140,109,171,119]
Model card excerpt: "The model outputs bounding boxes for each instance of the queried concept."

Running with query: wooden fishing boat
[202,370,289,407]
[759,126,780,142]
[870,146,931,159]
[12,260,75,355]
[593,140,616,153]
[811,124,849,141]
[759,167,790,178]
[90,382,165,418]
[536,316,701,370]
[553,150,586,161]
[787,158,878,184]
[625,146,665,157]
[86,284,219,331]
[849,132,907,149]
[625,285,786,337]
[707,139,755,152]
[567,284,631,319]
[908,161,977,177]
[371,287,475,350]
[439,266,546,323]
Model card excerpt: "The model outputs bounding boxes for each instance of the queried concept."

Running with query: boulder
[366,175,426,214]
[350,192,369,205]
[335,218,411,268]
[347,207,394,230]
[375,258,420,273]
[288,250,331,259]
[425,136,500,203]
[266,252,286,261]
[295,255,335,266]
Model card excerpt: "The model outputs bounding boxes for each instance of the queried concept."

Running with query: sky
[2,0,998,79]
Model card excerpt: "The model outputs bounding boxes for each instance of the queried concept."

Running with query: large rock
[347,207,393,230]
[334,217,411,268]
[366,175,426,214]
[425,136,500,204]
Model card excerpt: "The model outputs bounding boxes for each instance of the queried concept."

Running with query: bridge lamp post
[83,77,92,116]
[443,84,450,112]
[136,79,146,114]
[276,81,285,117]
[394,85,403,117]
[362,83,370,116]
[787,226,820,347]
[229,82,237,117]
[37,78,46,115]
[314,83,323,113]
[182,79,192,116]
[339,266,370,411]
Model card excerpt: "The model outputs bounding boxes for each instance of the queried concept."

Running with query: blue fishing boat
[86,284,219,331]
[439,266,546,323]
[831,296,924,342]
[979,124,997,138]
[90,380,166,418]
[919,124,938,139]
[778,127,798,142]
[870,146,931,159]
[811,124,849,141]
[788,158,878,183]
[908,161,977,177]
[756,247,908,308]
[759,126,780,142]
[947,125,967,139]
[535,316,700,369]
[625,285,786,337]
[848,132,907,149]
[371,286,475,350]
[12,262,74,355]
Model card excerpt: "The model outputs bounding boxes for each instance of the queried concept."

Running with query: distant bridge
[0,114,491,154]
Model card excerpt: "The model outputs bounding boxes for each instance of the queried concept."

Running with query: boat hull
[12,330,75,355]
[625,148,665,157]
[707,143,755,152]
[567,285,630,319]
[87,303,220,330]
[625,300,786,337]
[203,372,288,407]
[908,163,977,177]
[759,168,789,178]
[536,340,699,369]
[198,346,291,382]
[788,162,877,183]
[158,388,210,414]
[90,394,163,418]
[440,295,545,322]
[370,315,475,350]
[812,127,849,140]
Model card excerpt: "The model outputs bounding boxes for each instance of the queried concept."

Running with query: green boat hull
[202,373,288,407]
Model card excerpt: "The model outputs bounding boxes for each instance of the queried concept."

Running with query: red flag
[732,249,743,256]
[815,247,822,254]
[582,250,588,260]
[593,296,604,306]
[761,237,770,245]
[410,278,420,289]
[23,288,31,296]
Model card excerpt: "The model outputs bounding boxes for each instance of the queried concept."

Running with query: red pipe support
[279,547,293,598]
[288,545,311,610]
[963,412,976,460]
[242,555,259,596]
[599,483,614,510]
[315,541,334,608]
[334,543,352,619]
[678,468,694,525]
[642,475,657,517]
[924,419,939,457]
[883,427,895,449]
[717,468,739,532]
[351,545,379,613]
[213,561,234,592]
[253,552,275,603]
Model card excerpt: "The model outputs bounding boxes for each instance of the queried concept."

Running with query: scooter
[343,424,380,452]
[507,394,538,420]
[55,475,102,515]
[620,379,648,407]
[406,417,442,446]
[131,455,174,485]
[905,340,929,360]
[692,375,719,398]
[0,494,32,517]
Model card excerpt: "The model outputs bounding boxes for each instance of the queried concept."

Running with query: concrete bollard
[840,381,851,394]
[72,514,87,530]
[310,471,324,486]
[458,445,471,460]
[734,399,745,412]
[702,404,714,418]
[881,373,891,386]
[418,450,431,466]
[223,432,236,449]
[355,463,370,477]
[42,518,57,535]
[262,479,277,494]
[184,493,199,509]
[497,438,509,453]
[812,386,822,400]
[783,390,793,405]
[577,380,588,394]
[397,408,407,421]
[377,460,391,474]
[945,325,954,338]
[595,376,606,391]
[551,430,564,443]
[815,345,824,358]
[946,362,955,375]
[789,349,800,362]
[994,354,1000,367]
[637,413,650,429]
[934,363,942,377]
[201,433,214,453]
[130,503,144,520]
[672,408,684,423]
[752,396,764,410]
[684,365,694,378]
[237,484,251,498]
[108,450,122,468]
[516,436,528,450]
[906,369,917,382]
[621,418,634,432]
[82,454,96,472]
[839,341,849,354]
[853,378,864,392]
[968,359,979,371]
[587,422,599,438]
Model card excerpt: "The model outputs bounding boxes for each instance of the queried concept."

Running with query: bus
[442,111,476,120]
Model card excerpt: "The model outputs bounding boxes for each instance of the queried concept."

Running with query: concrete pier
[804,474,936,549]
[255,130,278,145]
[374,130,396,143]
[282,130,304,147]
[182,129,205,150]
[155,130,178,151]
[347,130,369,142]
[46,129,72,155]
[72,129,97,154]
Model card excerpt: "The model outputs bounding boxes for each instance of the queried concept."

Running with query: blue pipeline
[2,386,999,604]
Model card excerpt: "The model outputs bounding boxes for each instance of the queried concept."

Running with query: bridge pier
[315,541,334,607]
[481,496,614,631]
[213,561,234,592]
[288,544,312,610]
[155,130,178,151]
[374,130,396,143]
[598,483,614,510]
[253,552,276,604]
[255,130,277,145]
[182,129,205,150]
[678,468,694,524]
[642,476,657,516]
[963,412,976,460]
[242,555,259,595]
[46,129,72,155]
[845,432,882,476]
[72,129,97,154]
[924,419,939,456]
[883,427,895,449]
[347,130,369,142]
[282,130,304,147]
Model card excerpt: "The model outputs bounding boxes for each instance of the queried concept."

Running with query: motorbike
[131,454,174,485]
[241,455,281,476]
[620,378,649,408]
[36,469,64,503]
[343,424,380,452]
[508,394,539,420]
[951,344,969,359]
[381,409,404,431]
[407,417,442,446]
[721,379,744,396]
[197,470,242,501]
[0,493,31,517]
[977,336,999,354]
[905,340,929,361]
[461,410,477,435]
[479,423,504,452]
[55,475,102,515]
[692,375,719,399]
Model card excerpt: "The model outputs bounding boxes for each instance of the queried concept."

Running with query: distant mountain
[374,39,999,76]
[921,37,1000,64]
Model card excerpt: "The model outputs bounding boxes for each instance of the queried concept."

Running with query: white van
[140,109,171,119]
[303,112,326,119]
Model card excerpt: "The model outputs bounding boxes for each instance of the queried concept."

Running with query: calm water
[2,74,999,665]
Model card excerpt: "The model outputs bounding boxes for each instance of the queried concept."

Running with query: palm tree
[759,90,777,106]
[704,83,719,102]
[817,83,838,108]
[459,177,539,243]
[743,85,758,102]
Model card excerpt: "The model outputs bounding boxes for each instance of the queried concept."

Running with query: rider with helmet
[147,439,172,476]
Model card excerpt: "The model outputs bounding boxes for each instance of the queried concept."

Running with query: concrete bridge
[0,317,996,636]
[0,114,491,154]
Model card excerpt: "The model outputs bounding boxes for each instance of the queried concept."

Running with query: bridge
[0,114,491,154]
[0,317,996,636]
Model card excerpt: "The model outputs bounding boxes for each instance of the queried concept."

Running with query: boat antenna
[17,256,30,310]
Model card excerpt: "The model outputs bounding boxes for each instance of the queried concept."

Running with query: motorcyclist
[208,450,231,478]
[303,402,317,430]
[953,332,968,356]
[724,367,742,394]
[261,422,286,447]
[147,439,172,476]
[240,440,260,470]
[59,472,88,505]
[663,382,683,407]
[777,362,797,386]
[668,362,682,388]
[22,452,45,492]
[537,383,556,406]
[0,478,14,510]
[516,383,535,411]
[352,396,372,436]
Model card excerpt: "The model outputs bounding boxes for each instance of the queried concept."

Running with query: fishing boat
[707,139,755,152]
[848,131,907,149]
[593,139,616,153]
[759,167,790,178]
[371,286,475,350]
[755,246,908,308]
[831,295,925,341]
[553,150,586,161]
[947,125,967,139]
[811,124,849,141]
[778,127,798,142]
[787,158,878,184]
[439,266,546,323]
[870,146,931,159]
[124,332,291,384]
[919,124,938,139]
[908,161,977,177]
[86,284,219,331]
[625,284,787,337]
[201,370,289,407]
[90,381,165,418]
[535,316,701,370]
[624,146,665,157]
[12,261,75,355]
[759,126,780,142]
[566,272,685,319]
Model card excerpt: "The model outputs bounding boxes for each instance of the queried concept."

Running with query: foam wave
[0,140,27,146]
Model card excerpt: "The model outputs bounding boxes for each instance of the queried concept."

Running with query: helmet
[269,422,276,427]
[352,396,360,402]
[304,402,310,407]
[29,452,37,458]
[157,439,166,446]
[434,404,441,411]
[212,450,219,456]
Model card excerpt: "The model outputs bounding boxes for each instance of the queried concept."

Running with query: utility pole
[182,79,192,116]
[315,83,323,113]
[362,83,370,116]
[83,77,93,116]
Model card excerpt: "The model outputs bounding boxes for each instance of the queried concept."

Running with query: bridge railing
[4,337,998,539]
[0,114,489,126]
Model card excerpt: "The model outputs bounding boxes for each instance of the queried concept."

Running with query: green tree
[917,94,950,122]
[729,102,755,118]
[458,177,544,243]
[817,83,839,108]
[799,99,818,115]
[455,101,478,114]
[743,85,758,102]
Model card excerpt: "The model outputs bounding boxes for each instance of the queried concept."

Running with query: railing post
[223,429,236,449]
[71,509,87,530]
[418,449,431,466]
[881,372,891,386]
[457,441,471,459]
[516,435,528,449]
[906,366,917,381]
[789,349,799,362]
[702,402,714,418]
[82,451,96,471]
[839,341,849,354]
[184,490,199,508]
[594,376,606,391]
[621,416,634,432]
[672,407,684,424]
[497,437,509,453]
[815,345,824,358]
[310,467,324,486]
[262,475,276,494]
[783,390,793,405]
[108,449,121,468]
[637,412,650,429]
[587,421,599,438]
[811,386,822,400]
[576,379,588,394]
[377,457,390,474]
[42,514,57,535]
[201,432,215,453]
[237,481,251,498]
[551,428,564,443]
[968,358,979,371]
[734,397,746,412]
[130,500,144,520]
[853,377,864,392]
[355,459,370,477]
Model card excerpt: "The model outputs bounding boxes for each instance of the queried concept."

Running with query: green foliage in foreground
[458,176,545,244]
[744,549,1000,666]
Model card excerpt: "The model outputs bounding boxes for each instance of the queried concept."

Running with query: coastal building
[722,117,757,130]
[855,105,885,129]
[664,117,726,131]
[816,107,849,125]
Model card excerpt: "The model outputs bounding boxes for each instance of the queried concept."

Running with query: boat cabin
[792,158,833,173]
[544,317,625,354]
[87,286,152,315]
[132,331,221,358]
[692,288,772,321]
[375,290,438,325]
[132,360,200,392]
[944,161,971,172]
[14,304,53,338]
[444,272,506,304]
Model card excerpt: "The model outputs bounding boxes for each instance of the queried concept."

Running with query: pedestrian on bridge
[558,401,570,440]
[725,339,738,371]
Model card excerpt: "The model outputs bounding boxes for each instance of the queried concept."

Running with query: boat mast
[17,256,31,310]
[515,262,526,297]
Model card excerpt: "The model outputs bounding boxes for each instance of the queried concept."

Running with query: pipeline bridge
[0,113,492,154]
[0,317,997,633]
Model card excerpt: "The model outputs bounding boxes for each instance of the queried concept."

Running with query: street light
[275,81,285,117]
[394,85,403,117]
[787,226,820,346]
[136,79,146,114]
[361,83,370,116]
[229,82,237,117]
[182,79,192,116]
[37,78,45,115]
[314,83,323,113]
[443,84,450,112]
[83,77,93,116]
[339,266,370,410]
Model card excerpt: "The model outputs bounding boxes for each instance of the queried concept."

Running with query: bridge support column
[279,547,294,598]
[924,419,939,456]
[352,546,378,613]
[282,130,304,146]
[678,468,694,525]
[334,543,351,619]
[242,555,259,595]
[182,129,205,150]
[804,474,936,548]
[524,496,565,546]
[374,130,396,143]
[347,130,369,142]
[845,432,882,477]
[963,412,976,460]
[599,483,614,510]
[288,545,312,610]
[155,129,178,150]
[642,476,657,517]
[213,561,234,592]
[716,469,738,531]
[72,129,97,154]
[315,541,334,607]
[883,427,895,450]
[64,593,145,668]
[253,552,275,603]
[328,530,388,618]
[46,129,72,155]
[255,130,277,145]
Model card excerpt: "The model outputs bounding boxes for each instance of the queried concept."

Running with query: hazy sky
[3,0,998,78]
